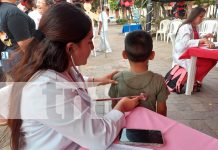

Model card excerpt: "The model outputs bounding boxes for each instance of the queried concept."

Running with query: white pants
[99,31,111,52]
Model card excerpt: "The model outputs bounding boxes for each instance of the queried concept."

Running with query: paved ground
[0,24,218,149]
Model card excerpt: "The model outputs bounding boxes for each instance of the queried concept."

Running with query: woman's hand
[94,71,119,86]
[204,39,215,49]
[113,96,143,113]
[200,38,215,49]
[203,33,215,39]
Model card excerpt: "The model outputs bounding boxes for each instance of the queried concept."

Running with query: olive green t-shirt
[108,71,170,111]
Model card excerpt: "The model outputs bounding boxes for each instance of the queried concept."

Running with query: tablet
[119,128,164,147]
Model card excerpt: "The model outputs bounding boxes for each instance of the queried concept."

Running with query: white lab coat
[173,24,200,69]
[0,68,125,150]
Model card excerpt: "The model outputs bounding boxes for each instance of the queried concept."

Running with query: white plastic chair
[156,19,171,41]
[199,20,218,42]
[199,21,206,33]
[206,5,216,18]
[169,33,176,67]
[167,19,182,43]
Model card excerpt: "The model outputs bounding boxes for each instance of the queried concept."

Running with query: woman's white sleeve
[0,85,12,118]
[175,25,200,53]
[21,82,125,150]
[83,76,89,82]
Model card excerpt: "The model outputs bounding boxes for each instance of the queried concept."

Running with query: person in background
[172,1,187,19]
[0,41,6,83]
[5,3,143,150]
[84,2,98,56]
[0,0,35,125]
[0,0,35,79]
[29,0,54,29]
[17,0,35,14]
[0,40,6,125]
[106,7,109,16]
[174,7,217,91]
[0,41,6,89]
[109,31,169,116]
[97,6,112,53]
[216,0,218,18]
[119,0,133,19]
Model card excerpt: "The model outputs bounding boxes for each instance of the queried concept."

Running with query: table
[80,107,218,150]
[122,24,142,35]
[179,46,218,95]
[125,107,218,150]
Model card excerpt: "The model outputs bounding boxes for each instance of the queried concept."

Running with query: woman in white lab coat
[6,3,142,150]
[174,7,217,86]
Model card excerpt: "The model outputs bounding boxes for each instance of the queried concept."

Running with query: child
[109,31,169,116]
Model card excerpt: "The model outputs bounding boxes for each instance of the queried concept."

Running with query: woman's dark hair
[176,7,206,36]
[7,3,91,150]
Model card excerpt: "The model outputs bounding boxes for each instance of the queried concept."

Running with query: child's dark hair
[125,31,153,62]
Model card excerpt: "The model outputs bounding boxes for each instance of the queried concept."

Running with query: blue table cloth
[122,24,142,33]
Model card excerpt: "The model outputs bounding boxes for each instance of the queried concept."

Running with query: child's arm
[157,101,167,116]
[156,75,170,116]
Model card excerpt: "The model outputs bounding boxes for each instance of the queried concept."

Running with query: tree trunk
[160,3,166,18]
[153,2,161,31]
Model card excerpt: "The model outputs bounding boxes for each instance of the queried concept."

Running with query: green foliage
[134,0,147,8]
[109,0,119,11]
[116,18,128,25]
[91,0,100,12]
[194,0,216,6]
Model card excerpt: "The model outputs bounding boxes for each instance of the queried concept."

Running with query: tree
[109,0,120,18]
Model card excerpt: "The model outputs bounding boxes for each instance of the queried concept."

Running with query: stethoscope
[32,56,92,105]
[68,56,91,105]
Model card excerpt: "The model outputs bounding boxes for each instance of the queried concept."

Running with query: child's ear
[149,51,155,60]
[122,50,128,59]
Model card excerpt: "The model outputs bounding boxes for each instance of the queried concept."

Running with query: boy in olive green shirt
[109,31,169,116]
